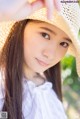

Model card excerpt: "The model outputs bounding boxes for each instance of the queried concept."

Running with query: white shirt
[0,74,67,119]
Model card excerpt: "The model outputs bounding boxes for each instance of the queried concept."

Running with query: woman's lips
[36,58,49,67]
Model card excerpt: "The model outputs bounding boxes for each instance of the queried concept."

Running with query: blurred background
[61,29,80,119]
[61,55,80,119]
[61,4,80,117]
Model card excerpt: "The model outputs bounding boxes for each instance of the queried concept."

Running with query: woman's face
[23,20,72,75]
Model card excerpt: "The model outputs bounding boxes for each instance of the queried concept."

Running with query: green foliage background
[61,27,80,91]
[61,21,80,119]
[61,55,80,92]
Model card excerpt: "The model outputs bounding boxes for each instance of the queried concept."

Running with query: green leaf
[78,0,80,6]
[78,29,80,39]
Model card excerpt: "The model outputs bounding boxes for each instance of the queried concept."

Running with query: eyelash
[40,32,69,48]
[60,42,69,48]
[40,32,50,40]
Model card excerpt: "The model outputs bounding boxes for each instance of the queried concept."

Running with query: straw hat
[0,0,80,76]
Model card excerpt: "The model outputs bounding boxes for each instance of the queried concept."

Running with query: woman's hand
[43,0,61,19]
[0,0,61,21]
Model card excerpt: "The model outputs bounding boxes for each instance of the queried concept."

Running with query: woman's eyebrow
[64,37,72,43]
[39,26,72,43]
[39,26,57,35]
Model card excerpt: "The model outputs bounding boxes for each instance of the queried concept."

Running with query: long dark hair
[0,19,62,119]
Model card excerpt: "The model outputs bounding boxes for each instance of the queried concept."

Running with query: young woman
[0,1,80,119]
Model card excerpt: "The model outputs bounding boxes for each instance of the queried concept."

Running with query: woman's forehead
[25,20,70,38]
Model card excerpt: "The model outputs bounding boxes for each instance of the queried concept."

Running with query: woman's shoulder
[0,69,5,111]
[0,69,5,99]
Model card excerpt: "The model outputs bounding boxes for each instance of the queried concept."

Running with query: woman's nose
[42,43,58,60]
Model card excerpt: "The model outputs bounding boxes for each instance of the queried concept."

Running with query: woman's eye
[60,42,69,48]
[41,32,50,40]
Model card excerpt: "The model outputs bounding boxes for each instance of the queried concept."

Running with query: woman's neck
[23,63,46,86]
